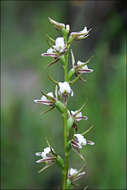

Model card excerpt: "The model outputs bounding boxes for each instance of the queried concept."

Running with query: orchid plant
[34,17,95,190]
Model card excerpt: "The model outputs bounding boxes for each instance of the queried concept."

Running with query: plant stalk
[62,50,70,189]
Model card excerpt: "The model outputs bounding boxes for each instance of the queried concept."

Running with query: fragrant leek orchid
[34,17,95,189]
[34,92,55,106]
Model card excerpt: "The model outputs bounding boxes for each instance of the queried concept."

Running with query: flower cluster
[34,17,95,189]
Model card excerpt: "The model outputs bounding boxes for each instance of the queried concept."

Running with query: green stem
[64,52,69,81]
[62,48,70,189]
[62,106,69,190]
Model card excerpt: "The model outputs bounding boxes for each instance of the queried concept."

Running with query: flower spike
[34,17,95,189]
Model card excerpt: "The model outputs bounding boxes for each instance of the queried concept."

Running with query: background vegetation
[1,1,126,189]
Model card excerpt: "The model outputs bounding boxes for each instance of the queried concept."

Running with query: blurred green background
[1,1,126,189]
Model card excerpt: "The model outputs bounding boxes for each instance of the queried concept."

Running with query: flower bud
[67,117,74,130]
[68,68,75,80]
[59,55,65,65]
[66,25,70,33]
[55,100,65,113]
[48,17,65,30]
[56,155,64,169]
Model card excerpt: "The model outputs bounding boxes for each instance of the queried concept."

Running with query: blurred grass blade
[40,106,55,115]
[83,185,88,190]
[46,34,55,46]
[82,125,94,136]
[47,58,59,67]
[38,163,54,174]
[48,74,58,85]
[69,75,81,86]
[76,99,88,115]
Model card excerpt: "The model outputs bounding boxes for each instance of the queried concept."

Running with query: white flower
[69,168,78,176]
[41,147,51,159]
[35,147,50,159]
[68,168,86,182]
[53,37,65,53]
[70,26,89,39]
[66,24,70,33]
[71,110,88,121]
[41,37,66,58]
[72,134,95,150]
[74,134,87,148]
[41,92,54,101]
[34,92,54,106]
[58,82,73,96]
[47,48,54,54]
[35,147,56,163]
[41,47,57,58]
[81,26,88,33]
[77,61,93,73]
